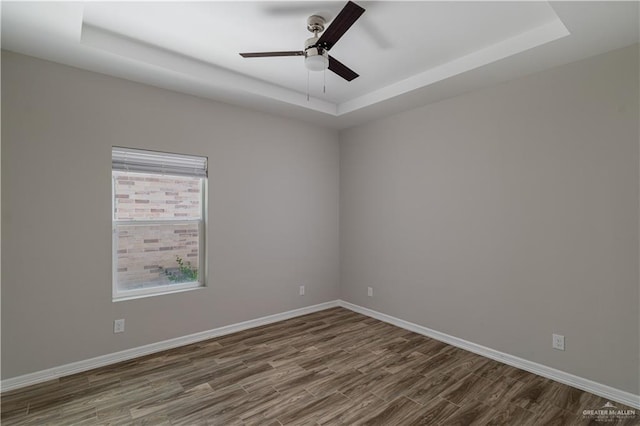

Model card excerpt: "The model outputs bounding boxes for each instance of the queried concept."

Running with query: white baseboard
[0,300,339,393]
[337,300,640,410]
[3,298,638,410]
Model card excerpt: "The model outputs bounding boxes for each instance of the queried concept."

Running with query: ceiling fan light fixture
[305,52,328,71]
[304,38,329,72]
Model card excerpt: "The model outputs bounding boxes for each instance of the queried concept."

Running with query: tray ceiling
[2,2,638,128]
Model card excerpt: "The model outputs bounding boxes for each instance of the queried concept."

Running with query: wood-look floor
[1,307,637,425]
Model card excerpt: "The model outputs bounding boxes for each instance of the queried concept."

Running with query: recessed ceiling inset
[77,2,569,114]
[3,2,638,127]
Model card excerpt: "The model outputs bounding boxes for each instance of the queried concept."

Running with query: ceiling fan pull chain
[307,70,310,101]
[323,68,326,93]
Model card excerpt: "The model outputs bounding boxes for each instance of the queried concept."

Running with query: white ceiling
[2,2,639,129]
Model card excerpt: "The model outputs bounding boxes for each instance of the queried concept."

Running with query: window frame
[111,155,207,302]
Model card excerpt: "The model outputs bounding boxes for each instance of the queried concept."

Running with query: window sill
[113,284,205,302]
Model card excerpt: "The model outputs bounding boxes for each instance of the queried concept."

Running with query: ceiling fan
[239,1,365,82]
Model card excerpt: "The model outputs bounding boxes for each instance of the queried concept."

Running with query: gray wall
[3,44,639,396]
[1,51,340,379]
[340,45,639,394]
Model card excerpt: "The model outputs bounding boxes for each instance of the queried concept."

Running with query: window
[112,147,207,300]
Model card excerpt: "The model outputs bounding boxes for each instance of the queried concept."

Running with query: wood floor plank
[277,392,350,425]
[241,388,316,425]
[525,402,579,426]
[0,399,28,421]
[472,376,524,407]
[195,385,280,425]
[439,400,494,425]
[338,369,392,399]
[354,396,427,425]
[356,350,403,374]
[504,374,557,410]
[484,402,535,425]
[383,350,429,375]
[272,368,334,394]
[305,368,364,398]
[372,368,430,402]
[2,307,634,426]
[177,359,247,390]
[316,391,384,425]
[410,346,462,376]
[436,371,494,405]
[404,372,463,405]
[409,397,460,425]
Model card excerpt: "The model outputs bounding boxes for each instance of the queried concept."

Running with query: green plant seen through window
[162,256,198,283]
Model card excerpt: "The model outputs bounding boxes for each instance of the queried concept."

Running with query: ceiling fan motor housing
[306,15,326,34]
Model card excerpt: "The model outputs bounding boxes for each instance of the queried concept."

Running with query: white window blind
[111,146,207,301]
[112,147,207,178]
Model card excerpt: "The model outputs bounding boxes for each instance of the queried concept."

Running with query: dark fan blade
[317,1,365,51]
[240,51,304,58]
[328,56,359,81]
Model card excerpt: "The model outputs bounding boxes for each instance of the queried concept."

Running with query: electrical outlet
[552,333,565,351]
[114,319,125,334]
[299,285,305,296]
[367,287,373,297]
